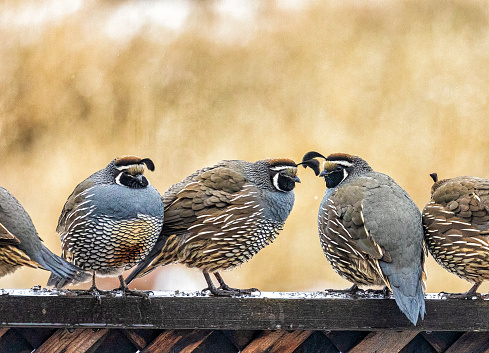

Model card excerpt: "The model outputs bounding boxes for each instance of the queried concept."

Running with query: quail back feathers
[126,158,300,296]
[47,155,164,290]
[301,151,426,325]
[423,173,489,296]
[0,186,89,284]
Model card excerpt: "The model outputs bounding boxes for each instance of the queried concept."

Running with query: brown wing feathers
[423,176,489,284]
[127,164,257,279]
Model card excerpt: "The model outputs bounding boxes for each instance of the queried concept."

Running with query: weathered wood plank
[141,330,184,353]
[35,328,108,353]
[444,332,489,353]
[348,331,419,353]
[170,330,213,352]
[222,330,260,350]
[420,331,464,353]
[241,330,312,353]
[325,331,369,352]
[240,330,286,352]
[1,290,489,331]
[124,330,148,350]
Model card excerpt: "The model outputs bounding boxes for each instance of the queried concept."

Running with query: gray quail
[0,186,89,284]
[47,156,164,294]
[423,173,489,298]
[301,151,426,325]
[126,158,300,296]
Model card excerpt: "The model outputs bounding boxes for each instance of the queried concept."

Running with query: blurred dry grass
[1,0,489,293]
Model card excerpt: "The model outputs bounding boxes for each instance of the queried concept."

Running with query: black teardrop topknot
[141,158,155,172]
[298,151,327,176]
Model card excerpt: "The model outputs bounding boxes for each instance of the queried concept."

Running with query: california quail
[126,158,300,296]
[423,173,489,298]
[0,186,89,284]
[47,156,164,294]
[301,151,426,325]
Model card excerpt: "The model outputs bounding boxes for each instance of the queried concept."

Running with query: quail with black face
[126,158,300,296]
[47,156,164,294]
[301,151,426,326]
[423,173,489,298]
[0,186,89,284]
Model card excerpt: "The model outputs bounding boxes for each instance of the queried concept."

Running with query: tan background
[1,0,488,294]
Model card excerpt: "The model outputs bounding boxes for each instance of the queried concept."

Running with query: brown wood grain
[35,328,108,353]
[348,331,419,353]
[241,330,312,353]
[420,331,463,353]
[141,330,184,353]
[444,332,489,353]
[124,330,148,350]
[174,330,213,352]
[241,330,286,352]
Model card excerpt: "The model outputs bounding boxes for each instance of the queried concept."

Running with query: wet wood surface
[0,289,487,331]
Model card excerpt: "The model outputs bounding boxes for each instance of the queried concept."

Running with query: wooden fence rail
[0,289,488,352]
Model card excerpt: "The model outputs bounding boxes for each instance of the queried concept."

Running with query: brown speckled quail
[301,151,426,326]
[47,156,164,295]
[423,173,489,298]
[126,158,300,296]
[0,186,89,284]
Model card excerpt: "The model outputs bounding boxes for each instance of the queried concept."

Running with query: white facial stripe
[272,173,283,191]
[116,164,141,171]
[342,169,349,182]
[115,172,151,187]
[270,166,293,171]
[322,160,353,170]
[115,173,123,186]
[332,161,353,168]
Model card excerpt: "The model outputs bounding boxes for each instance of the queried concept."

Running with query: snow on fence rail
[0,289,488,352]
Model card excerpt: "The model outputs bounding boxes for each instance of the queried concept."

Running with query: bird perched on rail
[0,186,89,284]
[47,156,164,295]
[300,151,426,326]
[126,158,300,296]
[423,173,489,298]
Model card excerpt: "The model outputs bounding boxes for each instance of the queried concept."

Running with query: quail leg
[201,271,259,296]
[87,273,103,303]
[113,275,151,300]
[201,271,233,296]
[442,282,482,299]
[214,272,260,296]
[332,284,363,295]
[364,286,392,298]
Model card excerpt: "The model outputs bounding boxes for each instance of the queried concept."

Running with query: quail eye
[335,166,343,172]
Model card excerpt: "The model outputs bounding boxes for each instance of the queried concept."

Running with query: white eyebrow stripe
[270,166,294,171]
[116,164,143,171]
[323,160,353,168]
[334,161,353,167]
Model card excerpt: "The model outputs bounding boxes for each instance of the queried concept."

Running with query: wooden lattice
[0,290,488,352]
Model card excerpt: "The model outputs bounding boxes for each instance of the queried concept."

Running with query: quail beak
[135,174,144,183]
[294,175,301,183]
[319,170,327,178]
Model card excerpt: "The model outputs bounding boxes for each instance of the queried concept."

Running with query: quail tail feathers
[42,246,90,288]
[379,261,426,326]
